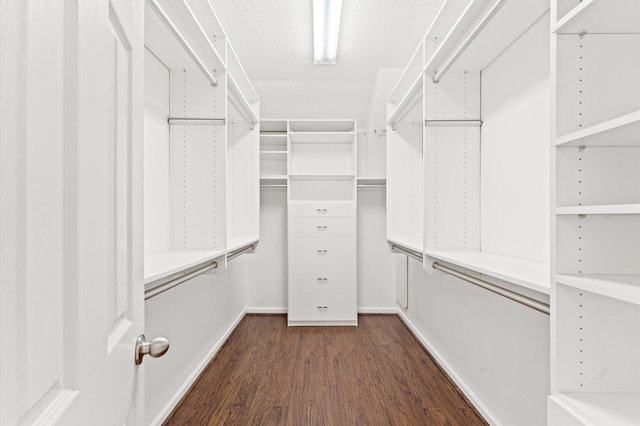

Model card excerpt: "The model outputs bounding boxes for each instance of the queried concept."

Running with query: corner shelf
[425,250,551,295]
[554,111,640,147]
[553,0,640,34]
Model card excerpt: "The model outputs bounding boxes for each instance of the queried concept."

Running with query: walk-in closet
[1,0,638,425]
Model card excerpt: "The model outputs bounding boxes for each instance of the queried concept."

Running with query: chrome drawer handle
[316,208,328,214]
[317,249,328,254]
[317,278,328,283]
[316,225,327,231]
[317,306,328,312]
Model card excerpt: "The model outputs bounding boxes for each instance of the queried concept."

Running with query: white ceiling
[209,0,443,83]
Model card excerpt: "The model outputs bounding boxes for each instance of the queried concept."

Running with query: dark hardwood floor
[164,314,487,425]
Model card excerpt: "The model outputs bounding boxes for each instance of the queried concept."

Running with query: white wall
[253,80,372,124]
[145,259,247,425]
[402,258,550,426]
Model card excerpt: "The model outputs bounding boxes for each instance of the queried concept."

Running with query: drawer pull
[316,225,328,231]
[317,306,328,312]
[316,208,328,214]
[317,278,328,283]
[317,249,328,254]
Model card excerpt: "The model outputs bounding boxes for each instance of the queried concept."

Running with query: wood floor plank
[164,314,487,426]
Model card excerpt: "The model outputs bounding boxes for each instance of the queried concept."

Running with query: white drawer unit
[288,292,357,325]
[289,217,356,237]
[289,201,356,218]
[287,119,358,326]
[289,264,357,293]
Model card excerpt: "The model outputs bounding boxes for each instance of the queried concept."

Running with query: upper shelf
[227,73,259,126]
[387,75,423,129]
[144,249,224,287]
[289,120,355,133]
[556,204,640,215]
[424,0,548,81]
[554,111,640,147]
[289,132,354,144]
[145,0,225,84]
[556,274,640,305]
[554,0,640,34]
[425,249,551,295]
[388,41,424,106]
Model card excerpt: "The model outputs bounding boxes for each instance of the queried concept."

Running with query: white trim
[245,307,287,314]
[149,309,247,426]
[358,307,399,314]
[32,390,79,426]
[396,310,499,426]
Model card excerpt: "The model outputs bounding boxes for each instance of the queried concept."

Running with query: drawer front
[289,201,356,218]
[289,264,356,293]
[288,292,357,323]
[289,217,356,237]
[288,237,356,266]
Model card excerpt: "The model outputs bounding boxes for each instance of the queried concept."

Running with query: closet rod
[227,244,256,261]
[432,262,550,315]
[391,244,423,262]
[425,119,482,127]
[168,118,225,125]
[432,0,507,83]
[146,0,219,87]
[145,260,218,300]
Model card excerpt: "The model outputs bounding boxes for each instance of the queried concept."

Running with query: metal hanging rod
[146,0,218,87]
[432,262,550,315]
[425,119,482,127]
[145,260,218,300]
[391,244,423,262]
[227,244,256,262]
[168,118,225,125]
[432,0,507,83]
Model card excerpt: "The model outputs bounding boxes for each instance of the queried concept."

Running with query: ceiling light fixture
[313,0,343,64]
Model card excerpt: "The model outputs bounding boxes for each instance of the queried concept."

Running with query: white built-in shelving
[287,120,358,326]
[549,0,640,424]
[143,0,259,290]
[260,120,288,186]
[387,0,551,302]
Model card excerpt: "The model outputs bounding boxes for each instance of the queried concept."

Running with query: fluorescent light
[313,0,343,64]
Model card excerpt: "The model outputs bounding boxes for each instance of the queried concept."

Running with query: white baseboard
[358,307,399,314]
[245,307,287,314]
[396,310,500,426]
[149,308,248,426]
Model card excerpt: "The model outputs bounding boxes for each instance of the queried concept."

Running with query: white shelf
[552,392,640,426]
[387,74,423,128]
[260,133,287,138]
[387,40,424,105]
[144,250,224,286]
[554,0,640,34]
[388,237,424,256]
[424,0,548,78]
[357,177,386,186]
[227,73,258,125]
[145,0,224,78]
[227,237,259,254]
[289,132,354,144]
[289,120,355,132]
[556,204,640,215]
[556,274,640,305]
[555,111,640,147]
[289,174,355,180]
[260,151,287,160]
[425,250,550,294]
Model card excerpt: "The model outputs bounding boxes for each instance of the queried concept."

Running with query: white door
[0,0,148,424]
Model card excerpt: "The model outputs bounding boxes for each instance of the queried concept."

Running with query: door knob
[135,334,170,365]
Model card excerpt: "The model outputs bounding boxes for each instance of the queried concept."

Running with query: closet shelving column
[388,0,551,299]
[259,119,288,186]
[287,120,358,326]
[548,1,640,424]
[142,0,259,294]
[226,41,260,254]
